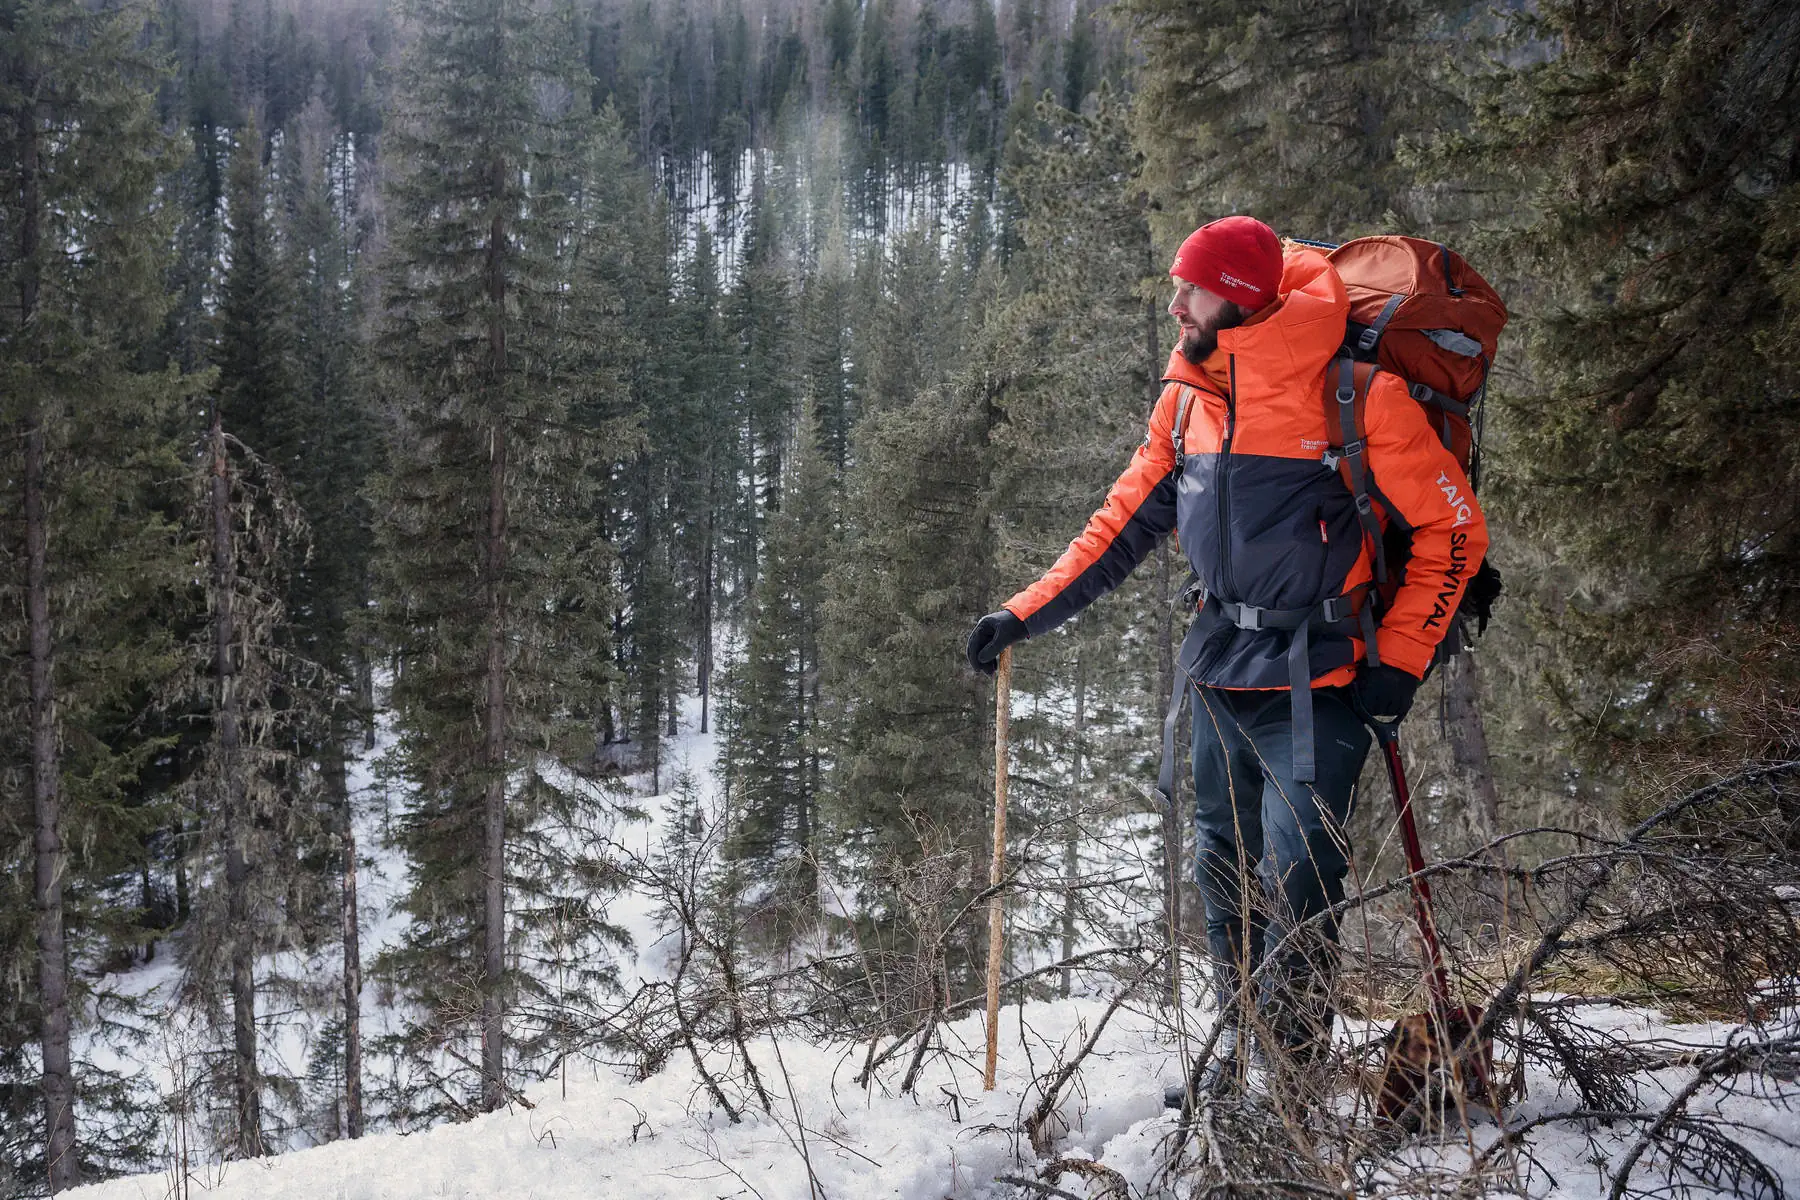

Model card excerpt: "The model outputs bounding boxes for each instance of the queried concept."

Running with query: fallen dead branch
[1024,955,1160,1153]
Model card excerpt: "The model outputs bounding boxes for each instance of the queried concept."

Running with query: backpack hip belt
[1212,587,1376,784]
[1154,585,1375,815]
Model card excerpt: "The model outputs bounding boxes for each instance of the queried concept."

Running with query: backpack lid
[1327,236,1508,363]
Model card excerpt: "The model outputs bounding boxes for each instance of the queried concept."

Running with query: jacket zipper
[1216,355,1238,599]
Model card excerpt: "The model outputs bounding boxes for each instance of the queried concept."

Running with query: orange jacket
[1005,244,1488,687]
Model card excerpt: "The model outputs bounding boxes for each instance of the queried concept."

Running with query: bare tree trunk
[174,821,190,922]
[141,859,156,963]
[325,735,363,1138]
[698,498,714,734]
[1444,650,1505,863]
[356,651,375,751]
[20,93,81,1193]
[212,412,262,1158]
[1061,654,1086,999]
[480,205,510,1114]
[27,416,82,1193]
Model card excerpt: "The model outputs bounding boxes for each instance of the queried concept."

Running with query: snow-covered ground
[63,692,1800,1199]
[67,991,1800,1199]
[77,700,421,1148]
[75,690,717,1143]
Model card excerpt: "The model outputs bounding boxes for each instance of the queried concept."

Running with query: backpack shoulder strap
[1322,356,1387,586]
[1171,384,1198,468]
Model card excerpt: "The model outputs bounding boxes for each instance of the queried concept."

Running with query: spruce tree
[724,400,835,912]
[373,0,631,1118]
[796,226,857,474]
[0,0,192,1185]
[727,162,797,568]
[172,118,336,1161]
[985,87,1179,993]
[568,107,668,785]
[852,223,972,421]
[282,92,379,1138]
[1465,0,1800,778]
[1117,0,1475,241]
[667,225,739,733]
[819,225,999,972]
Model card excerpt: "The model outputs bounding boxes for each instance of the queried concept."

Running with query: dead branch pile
[573,762,1800,1198]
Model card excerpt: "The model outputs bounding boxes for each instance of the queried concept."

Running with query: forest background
[1,0,1796,1192]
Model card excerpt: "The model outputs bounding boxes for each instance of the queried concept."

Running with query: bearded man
[965,216,1489,1095]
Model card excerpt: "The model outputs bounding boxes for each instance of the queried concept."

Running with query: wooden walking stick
[983,646,1012,1091]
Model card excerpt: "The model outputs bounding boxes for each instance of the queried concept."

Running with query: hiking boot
[1256,987,1339,1110]
[1164,962,1254,1108]
[1163,1020,1246,1109]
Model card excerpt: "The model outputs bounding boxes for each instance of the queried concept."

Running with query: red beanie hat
[1169,216,1282,308]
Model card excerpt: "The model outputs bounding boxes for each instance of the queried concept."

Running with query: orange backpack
[1309,236,1508,661]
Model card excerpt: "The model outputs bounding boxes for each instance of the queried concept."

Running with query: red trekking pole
[1368,718,1497,1120]
[1372,723,1454,1015]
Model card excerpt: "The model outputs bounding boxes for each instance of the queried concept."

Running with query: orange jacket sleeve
[1004,384,1182,636]
[1362,375,1490,678]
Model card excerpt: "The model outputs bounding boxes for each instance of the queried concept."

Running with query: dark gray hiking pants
[1191,683,1372,1026]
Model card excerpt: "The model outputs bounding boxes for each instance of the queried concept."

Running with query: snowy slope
[75,702,421,1149]
[71,691,707,1158]
[64,690,1800,1199]
[66,992,1800,1200]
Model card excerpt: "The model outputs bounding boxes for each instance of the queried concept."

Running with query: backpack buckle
[1321,439,1364,472]
[1354,492,1375,515]
[1232,603,1265,631]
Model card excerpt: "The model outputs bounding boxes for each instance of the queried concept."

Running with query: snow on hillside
[67,991,1800,1200]
[64,691,1800,1199]
[76,700,423,1149]
[597,700,721,993]
[75,688,720,1139]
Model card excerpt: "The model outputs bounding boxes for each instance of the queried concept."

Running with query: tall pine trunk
[21,87,81,1191]
[325,734,363,1138]
[28,419,81,1193]
[211,410,261,1158]
[357,652,376,751]
[174,822,190,922]
[1444,651,1505,863]
[480,206,510,1113]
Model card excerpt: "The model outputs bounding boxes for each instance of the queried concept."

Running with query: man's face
[1169,279,1236,365]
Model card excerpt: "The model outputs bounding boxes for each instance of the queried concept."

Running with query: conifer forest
[2,0,1799,1196]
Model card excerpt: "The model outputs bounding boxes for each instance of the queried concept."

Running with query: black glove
[965,610,1028,676]
[1466,561,1503,635]
[1351,663,1421,726]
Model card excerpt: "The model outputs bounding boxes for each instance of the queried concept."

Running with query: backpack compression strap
[1321,356,1387,670]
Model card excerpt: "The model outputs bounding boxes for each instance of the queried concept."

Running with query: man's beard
[1179,303,1252,365]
